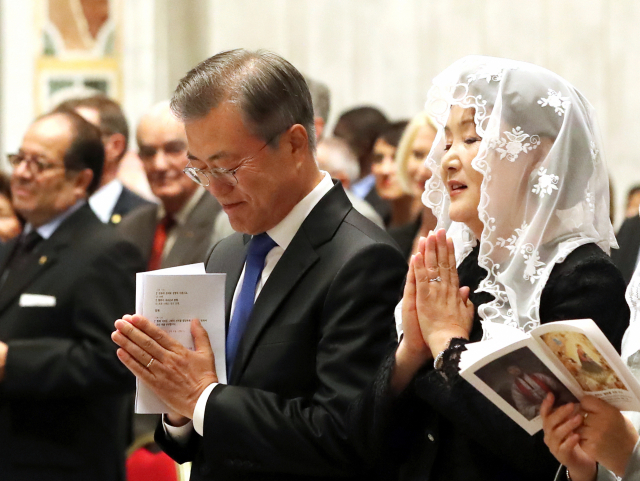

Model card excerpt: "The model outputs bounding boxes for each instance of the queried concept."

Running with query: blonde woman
[389,112,438,259]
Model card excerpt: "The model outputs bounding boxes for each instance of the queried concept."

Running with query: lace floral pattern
[490,127,541,162]
[532,168,559,198]
[537,89,571,116]
[522,244,546,283]
[496,222,528,255]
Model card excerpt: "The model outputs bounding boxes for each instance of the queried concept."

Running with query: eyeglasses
[7,153,64,174]
[183,130,284,187]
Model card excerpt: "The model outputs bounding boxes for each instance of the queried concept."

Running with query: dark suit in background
[156,183,406,481]
[117,189,221,268]
[365,187,392,228]
[612,214,640,285]
[108,184,154,225]
[0,204,145,481]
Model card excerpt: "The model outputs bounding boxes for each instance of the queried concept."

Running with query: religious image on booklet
[459,319,640,435]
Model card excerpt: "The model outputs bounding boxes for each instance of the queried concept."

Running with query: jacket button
[427,433,435,442]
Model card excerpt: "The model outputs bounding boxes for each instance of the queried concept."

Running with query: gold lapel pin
[39,256,48,265]
[111,214,122,224]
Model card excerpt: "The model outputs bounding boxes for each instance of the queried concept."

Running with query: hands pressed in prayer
[412,229,474,358]
[393,229,474,393]
[112,315,217,423]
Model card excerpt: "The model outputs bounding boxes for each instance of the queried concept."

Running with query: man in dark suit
[112,49,406,480]
[55,95,154,225]
[117,101,222,270]
[0,111,145,481]
[611,214,640,285]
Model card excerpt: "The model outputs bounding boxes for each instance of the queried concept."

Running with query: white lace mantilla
[422,56,615,337]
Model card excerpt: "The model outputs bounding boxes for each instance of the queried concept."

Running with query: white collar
[25,199,86,240]
[88,179,124,223]
[266,172,333,250]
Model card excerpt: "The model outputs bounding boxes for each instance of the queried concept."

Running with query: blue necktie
[226,233,277,376]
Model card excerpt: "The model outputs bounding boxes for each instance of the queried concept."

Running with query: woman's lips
[448,180,467,196]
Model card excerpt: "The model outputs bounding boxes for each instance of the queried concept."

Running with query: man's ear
[287,124,310,160]
[104,133,126,164]
[72,168,95,197]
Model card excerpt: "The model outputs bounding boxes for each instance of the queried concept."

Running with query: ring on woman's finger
[429,276,442,283]
[146,357,154,369]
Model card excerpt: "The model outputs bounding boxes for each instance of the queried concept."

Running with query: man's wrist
[165,413,190,427]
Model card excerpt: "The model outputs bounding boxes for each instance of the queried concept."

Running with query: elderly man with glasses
[0,110,145,481]
[117,101,223,272]
[112,49,407,481]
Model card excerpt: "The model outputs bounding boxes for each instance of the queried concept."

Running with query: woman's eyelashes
[444,137,481,152]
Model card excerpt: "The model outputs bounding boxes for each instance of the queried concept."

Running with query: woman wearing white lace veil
[542,264,640,481]
[349,56,629,481]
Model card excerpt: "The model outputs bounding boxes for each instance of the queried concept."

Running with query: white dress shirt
[88,179,124,223]
[164,173,334,441]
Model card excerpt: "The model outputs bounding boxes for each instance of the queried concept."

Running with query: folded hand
[413,229,474,358]
[112,315,217,419]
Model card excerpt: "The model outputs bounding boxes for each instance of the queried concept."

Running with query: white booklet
[134,263,226,414]
[459,319,640,435]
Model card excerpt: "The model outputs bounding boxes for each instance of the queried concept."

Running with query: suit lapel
[230,182,352,383]
[0,247,59,314]
[0,205,95,315]
[205,233,250,326]
[163,192,220,268]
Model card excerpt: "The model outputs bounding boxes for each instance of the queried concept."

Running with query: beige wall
[3,0,640,224]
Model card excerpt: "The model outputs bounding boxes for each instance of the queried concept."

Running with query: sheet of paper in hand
[134,263,226,414]
[459,319,640,435]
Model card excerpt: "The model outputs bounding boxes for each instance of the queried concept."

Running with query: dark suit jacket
[351,243,629,481]
[612,215,640,285]
[117,190,222,268]
[109,185,155,225]
[155,182,407,480]
[0,204,145,481]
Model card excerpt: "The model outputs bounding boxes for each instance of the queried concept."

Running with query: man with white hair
[117,101,222,270]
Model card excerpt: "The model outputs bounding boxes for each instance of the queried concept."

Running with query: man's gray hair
[304,76,330,124]
[171,49,316,151]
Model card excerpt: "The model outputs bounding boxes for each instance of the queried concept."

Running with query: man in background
[0,111,143,480]
[305,76,331,140]
[317,136,384,228]
[117,101,222,270]
[333,106,391,225]
[55,95,154,225]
